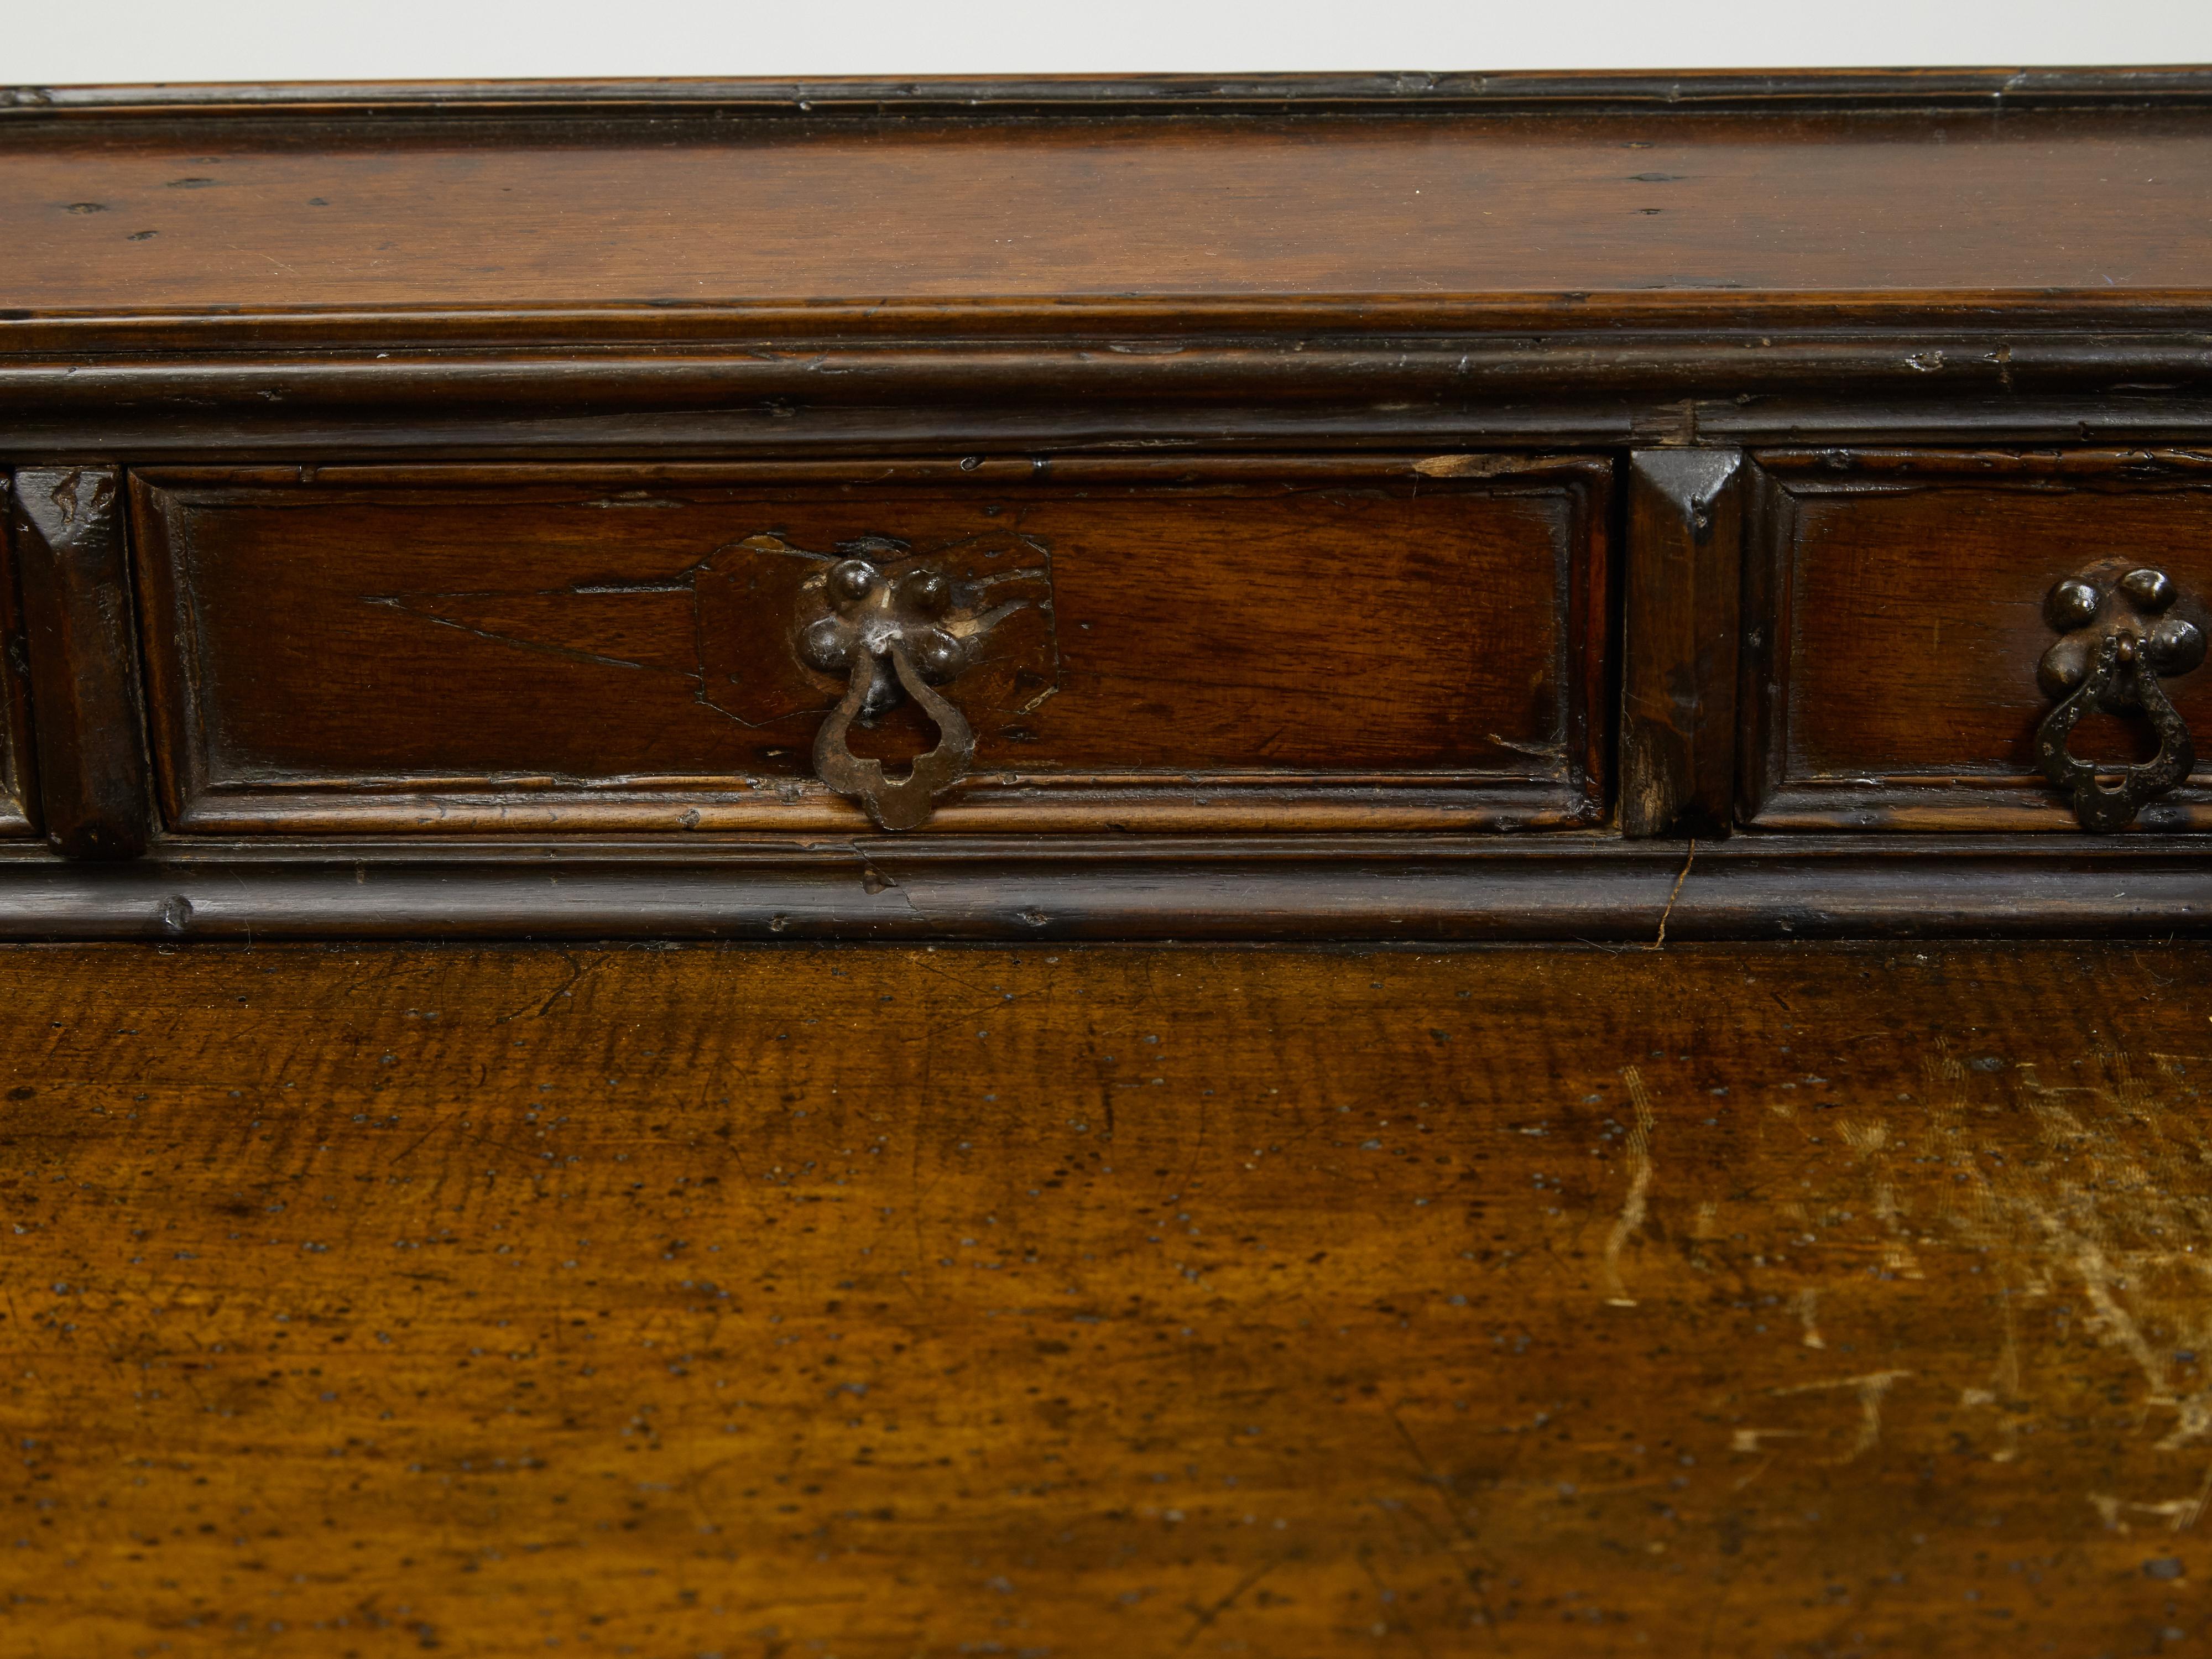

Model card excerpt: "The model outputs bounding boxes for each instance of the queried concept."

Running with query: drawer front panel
[133,457,1610,834]
[1744,449,2212,832]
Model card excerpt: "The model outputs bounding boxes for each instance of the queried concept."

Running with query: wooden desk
[4,69,2212,1655]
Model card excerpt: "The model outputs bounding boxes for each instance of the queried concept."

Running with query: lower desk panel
[1,941,2207,1658]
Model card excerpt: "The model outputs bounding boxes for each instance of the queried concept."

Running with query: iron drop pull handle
[2035,565,2205,832]
[797,557,981,832]
[813,640,975,833]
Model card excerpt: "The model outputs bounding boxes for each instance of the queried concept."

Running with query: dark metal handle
[795,556,989,831]
[2037,634,2195,832]
[2034,565,2204,832]
[813,641,975,832]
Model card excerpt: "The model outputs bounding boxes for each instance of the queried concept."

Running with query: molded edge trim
[0,844,2200,941]
[8,67,2212,120]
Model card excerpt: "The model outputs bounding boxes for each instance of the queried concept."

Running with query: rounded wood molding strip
[0,842,2201,940]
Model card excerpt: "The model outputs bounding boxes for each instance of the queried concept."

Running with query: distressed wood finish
[1743,449,2212,832]
[128,457,1609,837]
[5,941,2212,1656]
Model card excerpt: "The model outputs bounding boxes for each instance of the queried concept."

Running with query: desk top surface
[6,72,2212,335]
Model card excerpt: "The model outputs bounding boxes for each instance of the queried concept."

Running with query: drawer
[1742,449,2212,832]
[131,456,1611,836]
[0,486,31,837]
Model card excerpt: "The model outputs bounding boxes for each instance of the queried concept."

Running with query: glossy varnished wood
[128,456,1609,836]
[5,941,2212,1654]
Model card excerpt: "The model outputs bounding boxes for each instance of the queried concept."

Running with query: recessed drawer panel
[132,457,1610,835]
[1743,449,2212,832]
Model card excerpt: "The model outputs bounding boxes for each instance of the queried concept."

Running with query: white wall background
[6,0,2212,85]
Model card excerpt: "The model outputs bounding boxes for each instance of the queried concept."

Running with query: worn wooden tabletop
[2,941,2208,1655]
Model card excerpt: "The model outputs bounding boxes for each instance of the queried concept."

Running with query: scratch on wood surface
[1175,1554,1286,1652]
[1837,1120,1886,1154]
[491,951,611,1024]
[2150,1051,2212,1081]
[2041,1215,2175,1402]
[1794,1287,1824,1349]
[1647,838,1695,951]
[1410,453,1530,479]
[1603,1066,1657,1307]
[1773,1370,1912,1465]
[2007,1055,2212,1448]
[2091,1465,2212,1533]
[1841,1116,1924,1279]
[1960,1287,2027,1460]
[1891,1040,2212,1457]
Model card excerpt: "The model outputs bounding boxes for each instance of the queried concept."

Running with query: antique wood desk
[4,70,2212,1656]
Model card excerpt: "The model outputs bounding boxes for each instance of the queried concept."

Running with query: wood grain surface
[10,109,2212,317]
[5,941,2212,1654]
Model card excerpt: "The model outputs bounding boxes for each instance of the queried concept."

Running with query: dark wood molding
[9,67,2212,122]
[13,304,2212,351]
[0,481,33,836]
[11,466,151,858]
[0,837,2201,941]
[157,781,1595,839]
[6,338,2212,460]
[1753,781,2212,834]
[1623,448,1742,836]
[1739,455,1798,830]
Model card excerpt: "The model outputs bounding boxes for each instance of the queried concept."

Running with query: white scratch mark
[2091,1470,2212,1533]
[1773,1370,1912,1465]
[1603,1066,1657,1307]
[1794,1287,1825,1349]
